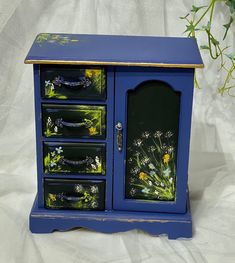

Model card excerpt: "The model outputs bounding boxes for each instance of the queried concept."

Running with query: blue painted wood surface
[30,194,192,240]
[25,33,203,67]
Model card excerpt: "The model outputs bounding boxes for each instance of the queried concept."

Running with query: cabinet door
[113,67,194,213]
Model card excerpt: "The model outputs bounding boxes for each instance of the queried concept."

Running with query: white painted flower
[154,131,163,138]
[169,177,173,184]
[51,151,56,157]
[50,161,56,167]
[154,190,159,195]
[91,164,97,170]
[148,180,153,186]
[74,184,83,193]
[150,171,155,176]
[90,185,99,194]
[142,187,150,194]
[133,139,143,147]
[148,163,155,170]
[163,167,171,177]
[95,156,100,166]
[129,188,136,196]
[47,117,52,124]
[54,126,58,133]
[142,131,150,139]
[160,182,165,187]
[91,201,98,208]
[45,80,51,86]
[55,146,63,154]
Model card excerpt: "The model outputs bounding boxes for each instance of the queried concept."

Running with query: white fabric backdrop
[0,0,235,262]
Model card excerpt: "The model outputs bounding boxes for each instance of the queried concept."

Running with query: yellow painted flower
[163,153,170,164]
[139,172,148,181]
[48,193,56,202]
[89,126,98,135]
[85,69,100,78]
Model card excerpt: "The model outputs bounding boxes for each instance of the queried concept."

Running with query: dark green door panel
[125,81,180,202]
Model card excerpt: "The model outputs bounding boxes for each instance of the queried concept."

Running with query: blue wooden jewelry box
[25,33,203,239]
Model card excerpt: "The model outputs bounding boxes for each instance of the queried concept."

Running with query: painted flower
[128,158,133,163]
[91,164,97,170]
[74,184,83,193]
[160,182,165,187]
[133,139,143,147]
[169,177,173,184]
[89,127,98,135]
[165,131,173,138]
[51,151,56,157]
[142,131,150,139]
[129,188,136,196]
[161,144,168,151]
[130,177,136,183]
[168,146,174,153]
[154,190,159,195]
[148,146,156,152]
[150,171,155,176]
[130,167,140,174]
[139,172,148,181]
[91,201,98,208]
[163,153,170,164]
[148,163,156,170]
[45,80,51,86]
[55,146,63,154]
[163,167,171,177]
[148,180,153,186]
[50,161,56,167]
[47,117,52,124]
[54,126,58,133]
[154,131,163,138]
[48,193,56,201]
[140,157,150,165]
[95,156,101,166]
[90,185,99,194]
[142,188,150,194]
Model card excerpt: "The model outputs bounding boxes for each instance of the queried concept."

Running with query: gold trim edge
[24,59,204,68]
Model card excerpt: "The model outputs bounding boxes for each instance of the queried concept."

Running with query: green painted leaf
[211,36,219,46]
[179,13,189,19]
[225,53,235,60]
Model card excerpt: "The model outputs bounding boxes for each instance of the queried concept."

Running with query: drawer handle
[56,193,82,202]
[53,76,92,89]
[55,118,92,128]
[59,156,95,167]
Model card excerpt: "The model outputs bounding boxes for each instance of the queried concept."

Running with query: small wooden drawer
[43,142,106,175]
[40,65,106,100]
[42,104,106,138]
[44,178,105,210]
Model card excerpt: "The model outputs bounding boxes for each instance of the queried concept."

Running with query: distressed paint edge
[24,59,204,69]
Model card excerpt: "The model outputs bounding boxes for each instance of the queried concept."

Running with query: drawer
[42,104,106,138]
[43,142,106,175]
[44,178,105,210]
[40,65,106,100]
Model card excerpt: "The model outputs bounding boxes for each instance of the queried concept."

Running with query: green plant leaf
[225,0,235,14]
[191,5,207,13]
[200,45,210,50]
[183,22,199,35]
[225,53,235,60]
[201,21,211,31]
[179,13,189,19]
[223,16,234,40]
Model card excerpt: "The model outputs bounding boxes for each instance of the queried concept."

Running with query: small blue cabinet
[25,33,203,239]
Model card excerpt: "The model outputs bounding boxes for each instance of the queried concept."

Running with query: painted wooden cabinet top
[24,33,203,68]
